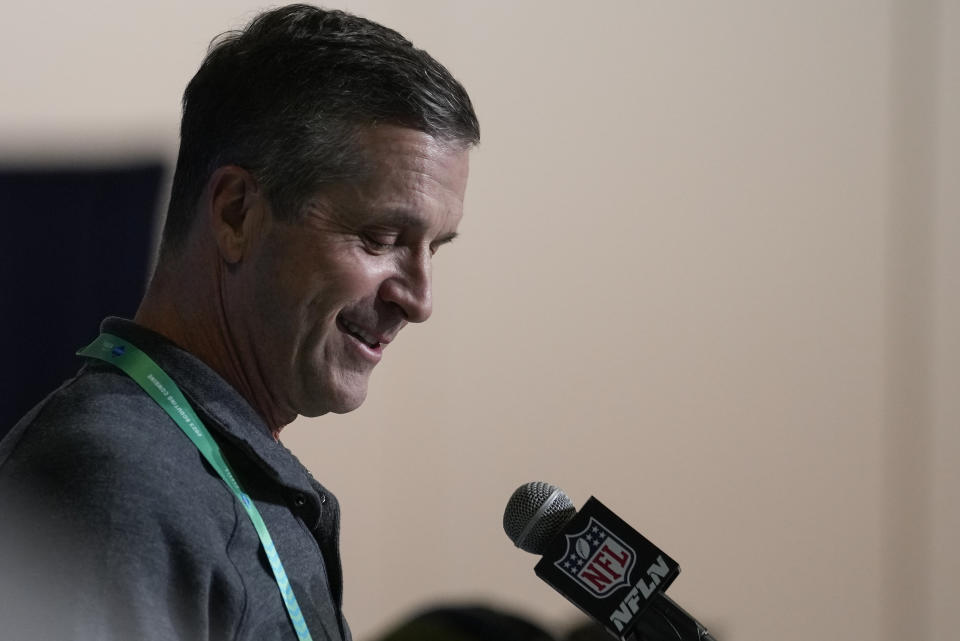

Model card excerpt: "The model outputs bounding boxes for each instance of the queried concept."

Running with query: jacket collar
[97,317,337,527]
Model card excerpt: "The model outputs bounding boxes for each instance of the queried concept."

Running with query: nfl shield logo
[554,517,636,598]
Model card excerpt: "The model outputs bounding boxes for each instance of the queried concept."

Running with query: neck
[134,248,293,439]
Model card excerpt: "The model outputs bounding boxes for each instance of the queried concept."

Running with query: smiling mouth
[337,315,381,349]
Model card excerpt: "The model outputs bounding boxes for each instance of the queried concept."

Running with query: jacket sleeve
[0,390,246,641]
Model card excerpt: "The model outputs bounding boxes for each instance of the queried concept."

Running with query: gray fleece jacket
[0,318,351,641]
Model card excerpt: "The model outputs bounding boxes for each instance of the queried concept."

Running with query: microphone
[503,481,717,641]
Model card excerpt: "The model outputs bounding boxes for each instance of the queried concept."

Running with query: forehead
[353,125,470,199]
[304,125,471,235]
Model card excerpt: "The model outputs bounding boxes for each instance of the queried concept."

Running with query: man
[0,5,479,641]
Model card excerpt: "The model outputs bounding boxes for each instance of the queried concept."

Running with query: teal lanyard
[78,333,313,641]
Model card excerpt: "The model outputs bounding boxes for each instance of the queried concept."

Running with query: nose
[379,248,433,323]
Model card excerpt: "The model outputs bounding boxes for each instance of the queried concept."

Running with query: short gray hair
[161,4,479,251]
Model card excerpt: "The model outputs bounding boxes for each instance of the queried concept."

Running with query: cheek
[257,237,393,324]
[286,266,379,338]
[250,260,300,321]
[320,255,394,302]
[244,252,319,347]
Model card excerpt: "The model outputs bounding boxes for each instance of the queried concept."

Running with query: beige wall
[3,1,957,639]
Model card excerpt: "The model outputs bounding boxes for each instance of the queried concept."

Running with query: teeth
[341,318,378,346]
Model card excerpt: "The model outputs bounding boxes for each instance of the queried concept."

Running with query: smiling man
[0,5,478,641]
[137,124,470,433]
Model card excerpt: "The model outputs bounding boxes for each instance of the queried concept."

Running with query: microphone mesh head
[503,481,576,554]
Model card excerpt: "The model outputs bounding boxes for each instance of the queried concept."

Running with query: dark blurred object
[372,604,557,641]
[562,615,726,641]
[562,620,613,641]
[0,162,164,438]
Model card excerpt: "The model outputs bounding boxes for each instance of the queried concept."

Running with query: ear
[206,166,267,264]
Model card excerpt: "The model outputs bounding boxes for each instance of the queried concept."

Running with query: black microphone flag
[534,496,680,638]
[504,483,718,641]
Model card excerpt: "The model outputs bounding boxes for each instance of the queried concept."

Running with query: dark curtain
[0,163,164,438]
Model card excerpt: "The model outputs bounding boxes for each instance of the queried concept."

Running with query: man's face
[237,126,470,418]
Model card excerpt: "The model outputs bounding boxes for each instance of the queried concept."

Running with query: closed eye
[361,233,397,253]
[430,232,458,255]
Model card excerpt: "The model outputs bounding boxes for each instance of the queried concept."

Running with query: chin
[328,392,367,415]
[296,361,371,416]
[300,383,368,416]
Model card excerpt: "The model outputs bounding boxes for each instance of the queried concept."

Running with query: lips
[336,315,383,348]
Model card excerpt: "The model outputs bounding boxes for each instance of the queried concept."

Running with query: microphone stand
[627,592,717,641]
